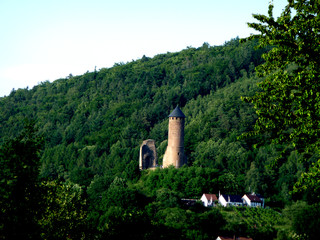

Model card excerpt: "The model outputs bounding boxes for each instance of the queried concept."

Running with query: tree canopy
[243,0,320,156]
[242,0,320,204]
[0,121,43,239]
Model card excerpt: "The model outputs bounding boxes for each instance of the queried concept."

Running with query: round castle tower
[163,106,187,168]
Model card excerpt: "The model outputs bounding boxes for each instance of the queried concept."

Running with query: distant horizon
[0,0,288,97]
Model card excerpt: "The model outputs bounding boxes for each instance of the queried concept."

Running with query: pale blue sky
[0,0,288,97]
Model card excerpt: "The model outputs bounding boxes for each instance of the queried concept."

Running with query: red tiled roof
[217,237,253,240]
[245,194,262,203]
[203,193,218,201]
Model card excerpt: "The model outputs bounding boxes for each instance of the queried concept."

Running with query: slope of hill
[0,37,310,239]
[0,38,266,181]
[0,37,302,201]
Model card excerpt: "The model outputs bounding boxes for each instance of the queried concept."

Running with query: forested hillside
[1,25,319,238]
[0,38,266,184]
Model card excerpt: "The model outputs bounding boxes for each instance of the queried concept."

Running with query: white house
[218,194,243,207]
[200,193,218,207]
[242,194,263,207]
[216,237,234,240]
[216,236,253,240]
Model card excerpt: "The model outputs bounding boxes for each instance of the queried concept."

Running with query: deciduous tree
[243,0,320,156]
[242,0,320,199]
[0,120,43,239]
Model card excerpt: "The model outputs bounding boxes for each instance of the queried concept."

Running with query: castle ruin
[139,139,157,170]
[139,106,187,170]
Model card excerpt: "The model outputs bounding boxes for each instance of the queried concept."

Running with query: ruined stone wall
[139,139,157,170]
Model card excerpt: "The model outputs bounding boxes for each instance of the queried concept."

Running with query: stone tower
[163,106,187,168]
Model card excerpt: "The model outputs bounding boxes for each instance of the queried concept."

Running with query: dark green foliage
[69,166,95,187]
[140,166,221,198]
[0,121,43,239]
[39,181,88,240]
[185,76,259,170]
[236,207,280,240]
[283,201,320,240]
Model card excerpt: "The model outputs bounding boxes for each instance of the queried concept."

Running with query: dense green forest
[1,1,320,239]
[0,38,266,188]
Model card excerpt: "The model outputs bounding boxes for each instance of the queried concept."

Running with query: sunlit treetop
[242,0,320,156]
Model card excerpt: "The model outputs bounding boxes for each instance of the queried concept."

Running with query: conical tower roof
[168,106,185,118]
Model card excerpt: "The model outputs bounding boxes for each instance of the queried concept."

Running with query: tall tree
[243,0,320,155]
[38,181,88,240]
[0,120,43,239]
[242,0,320,199]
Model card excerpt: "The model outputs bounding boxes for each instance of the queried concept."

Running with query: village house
[218,194,243,207]
[216,236,253,240]
[200,193,218,207]
[242,193,263,207]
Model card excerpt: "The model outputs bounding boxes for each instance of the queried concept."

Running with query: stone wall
[139,139,158,170]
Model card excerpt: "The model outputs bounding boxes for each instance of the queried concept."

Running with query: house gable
[201,193,218,207]
[242,194,262,207]
[216,237,253,240]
